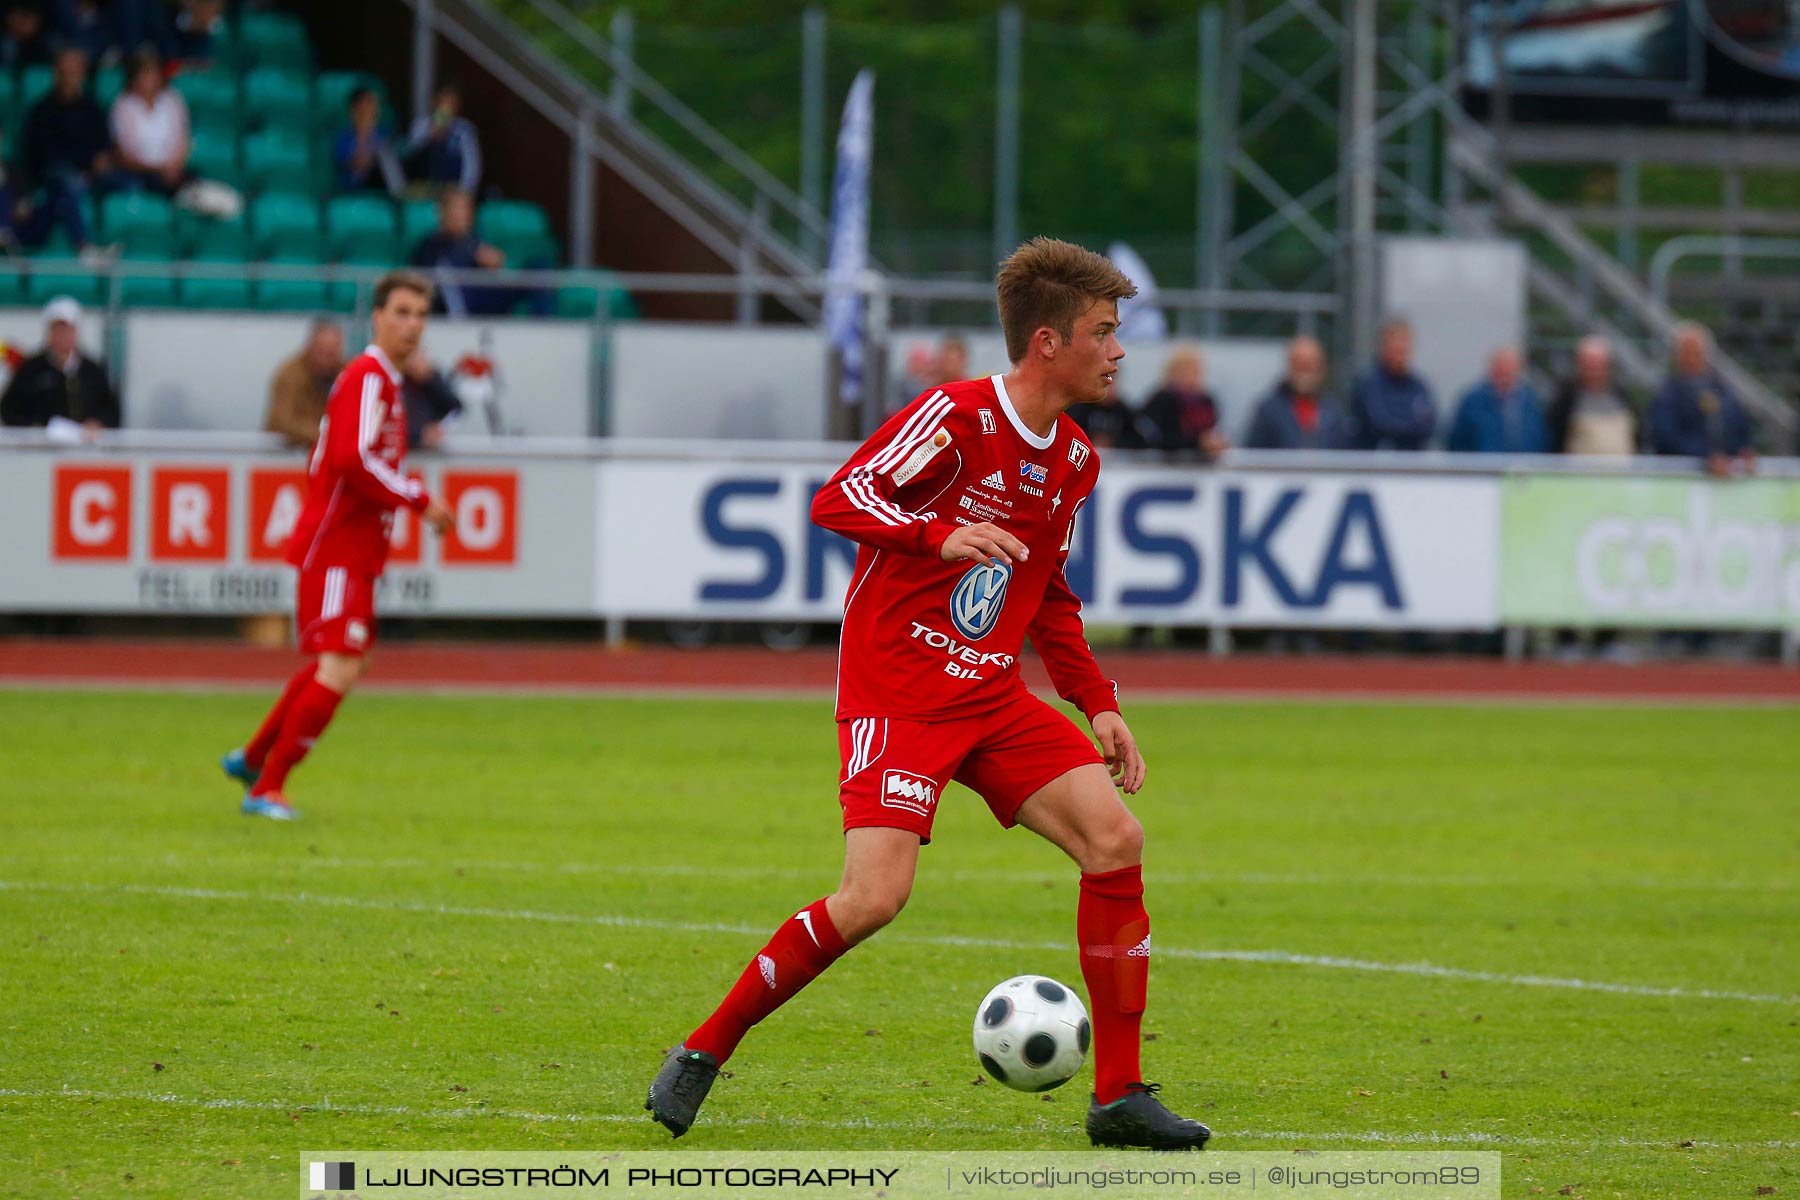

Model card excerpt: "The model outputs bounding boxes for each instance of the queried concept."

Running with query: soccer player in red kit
[647,239,1210,1150]
[221,271,453,820]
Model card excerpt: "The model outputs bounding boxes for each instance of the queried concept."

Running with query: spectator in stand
[1650,322,1755,476]
[164,0,221,68]
[0,296,118,436]
[2,1,51,69]
[401,348,463,450]
[1547,335,1638,455]
[1350,317,1436,450]
[49,0,119,64]
[263,319,344,448]
[110,49,190,194]
[333,87,403,197]
[402,81,482,194]
[24,47,117,202]
[1245,335,1352,450]
[930,334,969,386]
[409,186,508,316]
[1447,345,1548,454]
[1069,382,1146,449]
[1138,344,1227,460]
[0,126,91,253]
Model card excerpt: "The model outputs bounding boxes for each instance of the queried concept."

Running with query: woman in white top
[110,51,191,194]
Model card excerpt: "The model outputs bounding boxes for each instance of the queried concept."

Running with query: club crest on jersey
[979,408,997,434]
[891,427,953,486]
[949,559,1011,640]
[1068,441,1090,469]
[1018,460,1047,484]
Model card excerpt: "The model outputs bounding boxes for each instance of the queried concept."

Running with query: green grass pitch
[0,687,1794,1198]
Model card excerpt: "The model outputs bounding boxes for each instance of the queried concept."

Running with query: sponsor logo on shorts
[949,560,1010,640]
[1068,441,1090,469]
[880,770,937,817]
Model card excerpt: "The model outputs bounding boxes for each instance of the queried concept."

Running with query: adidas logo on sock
[1127,935,1152,957]
[757,953,777,988]
[979,470,1006,490]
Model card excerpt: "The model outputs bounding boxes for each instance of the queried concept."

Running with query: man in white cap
[0,296,118,438]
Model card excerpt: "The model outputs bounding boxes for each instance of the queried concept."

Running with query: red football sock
[251,676,345,797]
[1078,864,1150,1105]
[687,897,848,1065]
[244,662,316,770]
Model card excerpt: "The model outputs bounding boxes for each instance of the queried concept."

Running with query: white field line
[3,677,1798,709]
[91,852,1794,895]
[0,1087,1793,1153]
[1,879,1792,1007]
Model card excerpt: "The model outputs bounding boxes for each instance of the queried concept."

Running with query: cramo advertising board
[1501,475,1800,628]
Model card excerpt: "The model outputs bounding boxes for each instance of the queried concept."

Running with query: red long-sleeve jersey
[286,345,430,577]
[813,375,1118,724]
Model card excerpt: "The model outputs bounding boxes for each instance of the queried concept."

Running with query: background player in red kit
[648,239,1211,1150]
[221,271,453,820]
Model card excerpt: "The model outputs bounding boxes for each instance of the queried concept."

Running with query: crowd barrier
[3,434,1796,645]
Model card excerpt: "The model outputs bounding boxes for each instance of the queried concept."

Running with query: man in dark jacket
[1350,318,1436,450]
[1245,335,1352,450]
[410,186,508,317]
[1650,322,1755,476]
[23,47,115,196]
[0,295,119,434]
[1138,345,1227,460]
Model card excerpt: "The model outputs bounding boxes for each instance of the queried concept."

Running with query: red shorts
[296,567,376,656]
[837,690,1105,845]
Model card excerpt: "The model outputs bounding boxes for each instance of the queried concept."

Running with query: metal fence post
[412,0,437,125]
[992,5,1021,267]
[800,7,827,268]
[609,8,634,121]
[571,97,597,269]
[1197,5,1224,334]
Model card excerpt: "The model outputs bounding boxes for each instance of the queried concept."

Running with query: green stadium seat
[179,210,249,258]
[555,270,639,320]
[180,231,254,309]
[325,195,397,252]
[243,128,313,194]
[0,72,16,112]
[20,64,51,110]
[120,240,180,307]
[242,67,313,129]
[99,192,174,244]
[26,256,105,305]
[494,232,559,268]
[95,65,124,109]
[477,200,552,243]
[239,11,314,71]
[0,262,24,305]
[401,199,439,254]
[188,127,242,188]
[249,191,321,254]
[172,68,238,115]
[257,247,329,311]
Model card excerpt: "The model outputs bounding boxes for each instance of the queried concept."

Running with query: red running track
[1,638,1796,703]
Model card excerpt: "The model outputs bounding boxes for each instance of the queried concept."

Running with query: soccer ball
[971,974,1090,1092]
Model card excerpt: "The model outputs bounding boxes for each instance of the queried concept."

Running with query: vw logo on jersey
[949,559,1012,640]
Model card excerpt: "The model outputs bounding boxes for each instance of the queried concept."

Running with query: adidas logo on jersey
[979,470,1006,491]
[879,769,937,817]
